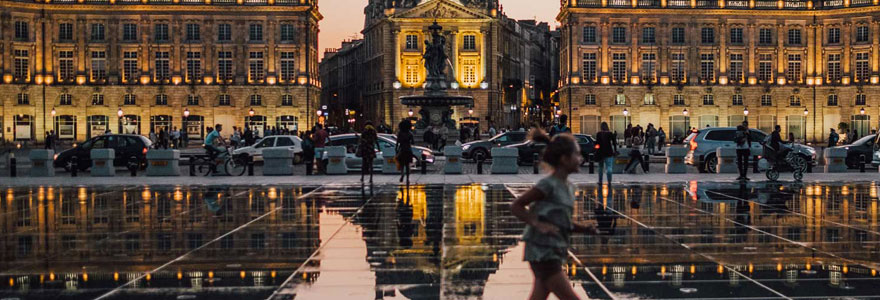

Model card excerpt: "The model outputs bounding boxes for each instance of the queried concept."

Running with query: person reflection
[396,188,415,248]
[593,204,618,245]
[733,182,752,243]
[204,186,227,217]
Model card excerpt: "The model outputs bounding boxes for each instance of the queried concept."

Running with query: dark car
[835,134,877,168]
[506,133,596,165]
[54,134,153,171]
[320,133,435,172]
[461,131,528,161]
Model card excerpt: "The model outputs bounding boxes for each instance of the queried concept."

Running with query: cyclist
[204,124,227,167]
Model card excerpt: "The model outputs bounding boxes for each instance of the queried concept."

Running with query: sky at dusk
[319,0,560,58]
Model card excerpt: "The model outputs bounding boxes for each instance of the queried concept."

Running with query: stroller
[757,140,806,181]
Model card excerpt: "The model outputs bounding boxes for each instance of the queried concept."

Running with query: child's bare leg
[528,278,550,300]
[543,270,580,300]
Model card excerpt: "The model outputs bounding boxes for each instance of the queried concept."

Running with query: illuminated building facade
[559,0,880,142]
[0,0,321,143]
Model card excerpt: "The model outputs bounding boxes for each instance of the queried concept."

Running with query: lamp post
[182,108,189,142]
[682,108,688,116]
[117,108,124,135]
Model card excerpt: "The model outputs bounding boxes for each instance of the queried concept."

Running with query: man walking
[828,128,839,147]
[735,121,752,181]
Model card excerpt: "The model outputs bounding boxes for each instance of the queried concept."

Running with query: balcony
[608,0,630,7]
[668,0,690,7]
[7,0,309,5]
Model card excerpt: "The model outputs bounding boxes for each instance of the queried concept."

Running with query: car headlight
[53,154,59,161]
[462,144,471,150]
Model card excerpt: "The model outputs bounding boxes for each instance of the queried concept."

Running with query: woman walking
[396,120,415,184]
[358,121,381,183]
[595,122,618,185]
[625,126,647,174]
[510,131,599,300]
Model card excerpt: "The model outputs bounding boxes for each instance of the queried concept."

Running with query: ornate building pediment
[392,0,490,20]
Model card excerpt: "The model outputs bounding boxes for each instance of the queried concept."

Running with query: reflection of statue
[423,22,448,79]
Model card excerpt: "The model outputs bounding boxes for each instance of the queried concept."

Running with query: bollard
[421,154,427,174]
[476,152,484,174]
[305,159,313,176]
[533,153,539,174]
[753,156,759,173]
[71,157,78,177]
[247,155,255,176]
[588,153,595,174]
[860,155,866,173]
[189,156,196,176]
[643,154,650,172]
[129,156,139,177]
[9,153,16,177]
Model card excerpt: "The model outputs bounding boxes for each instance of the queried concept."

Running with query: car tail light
[594,144,600,150]
[689,139,698,151]
[142,147,148,155]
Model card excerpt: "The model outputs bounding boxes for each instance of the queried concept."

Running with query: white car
[233,135,304,163]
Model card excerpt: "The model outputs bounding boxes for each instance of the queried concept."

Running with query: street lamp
[803,108,809,115]
[743,107,749,116]
[623,108,629,116]
[468,108,474,115]
[393,81,402,89]
[183,108,190,118]
[117,108,124,118]
[860,107,866,115]
[50,107,56,117]
[249,108,255,117]
[408,109,414,118]
[682,108,688,116]
[480,81,489,90]
[316,109,322,117]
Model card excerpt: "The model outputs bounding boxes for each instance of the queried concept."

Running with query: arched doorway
[119,115,140,135]
[14,115,34,141]
[245,115,267,136]
[150,115,173,134]
[54,115,77,140]
[276,115,298,134]
[184,115,205,141]
[87,115,108,138]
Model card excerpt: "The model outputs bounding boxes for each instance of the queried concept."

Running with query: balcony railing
[668,0,690,7]
[7,0,309,5]
[608,0,630,7]
[569,0,876,9]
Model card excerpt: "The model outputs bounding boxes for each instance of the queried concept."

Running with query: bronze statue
[423,22,447,79]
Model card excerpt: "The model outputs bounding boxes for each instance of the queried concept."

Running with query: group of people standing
[148,127,188,149]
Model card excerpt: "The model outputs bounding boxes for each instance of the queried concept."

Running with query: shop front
[88,115,109,138]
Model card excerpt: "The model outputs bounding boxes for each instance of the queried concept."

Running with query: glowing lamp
[266,76,276,85]
[408,109,414,117]
[719,76,728,85]
[50,108,56,117]
[44,75,53,85]
[860,107,866,115]
[630,76,640,85]
[872,76,880,84]
[34,75,44,85]
[203,76,213,85]
[777,77,786,85]
[660,77,669,85]
[806,77,814,85]
[76,75,87,85]
[172,76,182,85]
[316,109,322,117]
[743,107,749,116]
[842,77,850,85]
[140,75,150,85]
[183,108,190,118]
[480,81,489,90]
[450,82,459,89]
[803,108,809,115]
[297,75,308,85]
[623,108,629,116]
[3,74,12,83]
[249,108,255,117]
[815,78,823,85]
[748,77,757,85]
[117,108,124,118]
[571,76,581,85]
[682,108,688,116]
[601,76,610,85]
[393,81,402,89]
[468,108,474,115]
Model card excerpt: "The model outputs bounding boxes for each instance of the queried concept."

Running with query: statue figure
[423,22,448,79]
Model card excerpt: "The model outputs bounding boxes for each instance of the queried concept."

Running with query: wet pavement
[0,181,878,299]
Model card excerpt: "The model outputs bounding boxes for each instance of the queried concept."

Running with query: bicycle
[193,146,248,176]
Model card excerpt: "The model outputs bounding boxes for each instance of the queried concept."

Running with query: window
[14,21,28,41]
[642,27,656,44]
[280,52,296,82]
[827,54,841,83]
[729,54,743,83]
[14,50,29,82]
[186,52,202,83]
[154,24,169,42]
[583,26,597,43]
[787,54,801,83]
[700,53,714,82]
[249,23,263,41]
[90,51,107,82]
[788,29,802,45]
[612,53,627,83]
[60,94,73,106]
[404,59,419,85]
[758,54,773,82]
[463,35,476,50]
[856,94,867,106]
[249,52,265,82]
[702,94,714,105]
[827,94,839,106]
[856,26,869,43]
[281,94,294,106]
[615,94,626,105]
[673,94,686,106]
[154,51,170,82]
[730,27,743,44]
[250,94,262,106]
[186,23,200,41]
[582,53,597,83]
[732,94,743,106]
[218,94,231,106]
[671,53,686,82]
[58,51,74,82]
[759,28,773,45]
[17,93,29,105]
[855,52,870,82]
[123,51,138,84]
[789,95,801,106]
[155,94,168,106]
[612,27,626,44]
[585,94,596,105]
[580,115,600,135]
[644,93,655,105]
[701,27,715,44]
[280,24,295,42]
[122,23,138,41]
[761,94,772,106]
[828,27,840,44]
[92,94,104,105]
[90,23,105,41]
[59,23,73,41]
[124,94,136,105]
[187,95,200,106]
[217,23,232,42]
[218,51,233,82]
[462,58,478,85]
[405,35,419,50]
[672,27,685,44]
[641,53,656,82]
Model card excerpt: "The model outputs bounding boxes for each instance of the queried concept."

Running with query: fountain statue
[400,21,474,130]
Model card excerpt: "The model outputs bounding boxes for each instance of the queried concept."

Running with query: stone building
[357,0,556,132]
[0,0,321,143]
[559,0,880,143]
[320,39,364,130]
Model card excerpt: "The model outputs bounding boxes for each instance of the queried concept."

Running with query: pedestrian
[624,127,647,174]
[645,124,657,155]
[396,119,415,184]
[509,131,599,300]
[171,126,180,148]
[44,131,53,150]
[424,126,436,149]
[657,127,666,152]
[595,122,618,185]
[302,130,315,175]
[735,122,752,181]
[473,125,480,141]
[852,129,859,143]
[159,127,169,149]
[431,125,441,150]
[243,127,254,146]
[488,124,497,137]
[149,129,157,148]
[828,128,839,147]
[357,121,380,183]
[313,123,329,174]
[460,126,470,143]
[438,125,448,151]
[624,123,633,147]
[231,126,242,148]
[550,115,570,136]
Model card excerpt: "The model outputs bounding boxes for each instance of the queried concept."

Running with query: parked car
[461,131,528,161]
[233,135,303,163]
[505,133,596,165]
[53,134,153,172]
[684,127,816,173]
[321,133,435,172]
[833,134,877,169]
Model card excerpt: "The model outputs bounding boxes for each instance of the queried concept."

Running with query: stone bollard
[90,148,116,177]
[665,147,688,174]
[823,147,847,173]
[490,147,518,174]
[612,148,631,174]
[262,148,295,176]
[325,146,348,175]
[29,149,55,177]
[382,146,400,174]
[443,146,463,174]
[715,148,738,174]
[146,149,181,176]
